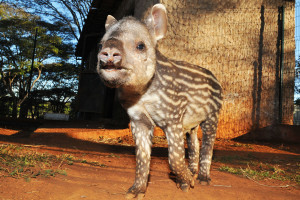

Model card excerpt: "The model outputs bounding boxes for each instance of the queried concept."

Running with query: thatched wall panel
[129,0,295,138]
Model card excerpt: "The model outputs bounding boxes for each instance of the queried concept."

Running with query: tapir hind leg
[165,125,194,192]
[186,125,200,178]
[198,113,218,185]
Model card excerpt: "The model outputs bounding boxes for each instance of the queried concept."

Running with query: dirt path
[0,120,299,200]
[1,161,299,200]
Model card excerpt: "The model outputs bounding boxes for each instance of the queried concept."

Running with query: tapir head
[97,4,167,91]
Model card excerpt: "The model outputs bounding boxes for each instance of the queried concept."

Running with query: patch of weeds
[218,163,299,185]
[279,144,290,151]
[231,143,243,147]
[108,153,120,158]
[246,153,257,159]
[152,136,168,146]
[60,154,75,165]
[79,159,106,167]
[231,143,253,149]
[98,136,126,145]
[244,144,253,149]
[219,165,243,175]
[0,144,106,181]
[269,165,285,174]
[294,175,300,183]
[58,170,68,176]
[99,136,104,141]
[213,155,250,164]
[59,154,107,167]
[89,161,107,167]
[0,144,67,181]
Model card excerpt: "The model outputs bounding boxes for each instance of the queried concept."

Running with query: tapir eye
[136,42,145,51]
[98,44,103,52]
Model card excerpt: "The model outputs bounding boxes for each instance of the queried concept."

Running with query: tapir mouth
[98,63,129,88]
[102,64,126,71]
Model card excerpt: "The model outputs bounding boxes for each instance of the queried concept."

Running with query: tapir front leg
[126,118,154,199]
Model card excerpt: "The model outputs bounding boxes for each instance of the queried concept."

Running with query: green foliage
[29,62,79,116]
[0,2,76,118]
[295,98,300,106]
[8,0,93,41]
[0,3,70,65]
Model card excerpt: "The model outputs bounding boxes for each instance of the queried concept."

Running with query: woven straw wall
[131,0,295,139]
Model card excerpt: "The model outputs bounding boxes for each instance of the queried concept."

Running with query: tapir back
[142,52,222,133]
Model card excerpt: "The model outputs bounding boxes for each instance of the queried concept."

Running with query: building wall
[127,0,295,138]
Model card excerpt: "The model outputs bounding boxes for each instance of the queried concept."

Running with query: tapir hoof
[176,177,195,192]
[125,192,145,200]
[126,185,146,200]
[198,176,211,185]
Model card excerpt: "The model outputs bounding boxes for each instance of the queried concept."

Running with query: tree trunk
[12,97,18,118]
[19,101,28,119]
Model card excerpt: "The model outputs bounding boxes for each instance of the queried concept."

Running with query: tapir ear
[146,4,167,41]
[105,15,117,31]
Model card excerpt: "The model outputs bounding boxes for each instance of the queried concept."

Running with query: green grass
[108,153,120,158]
[216,155,300,185]
[231,143,253,149]
[60,153,107,167]
[219,165,243,175]
[0,144,68,180]
[0,144,106,181]
[213,155,249,164]
[218,164,296,182]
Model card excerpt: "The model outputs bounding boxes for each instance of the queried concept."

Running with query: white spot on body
[173,151,180,157]
[200,159,211,164]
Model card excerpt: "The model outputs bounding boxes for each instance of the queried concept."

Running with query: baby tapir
[97,3,222,199]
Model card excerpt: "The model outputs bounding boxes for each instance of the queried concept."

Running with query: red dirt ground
[0,120,299,200]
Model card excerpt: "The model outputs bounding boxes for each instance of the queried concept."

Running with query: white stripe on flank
[179,72,193,81]
[207,98,218,110]
[176,78,221,93]
[156,72,168,85]
[212,95,223,104]
[158,90,181,106]
[162,74,173,81]
[170,61,218,82]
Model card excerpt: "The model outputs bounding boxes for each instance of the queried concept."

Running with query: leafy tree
[4,0,92,42]
[0,3,73,118]
[0,80,10,116]
[29,62,79,118]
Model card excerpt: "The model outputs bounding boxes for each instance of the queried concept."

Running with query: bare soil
[0,119,299,200]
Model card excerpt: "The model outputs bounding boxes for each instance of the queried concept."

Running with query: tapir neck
[117,51,166,108]
[117,74,155,108]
